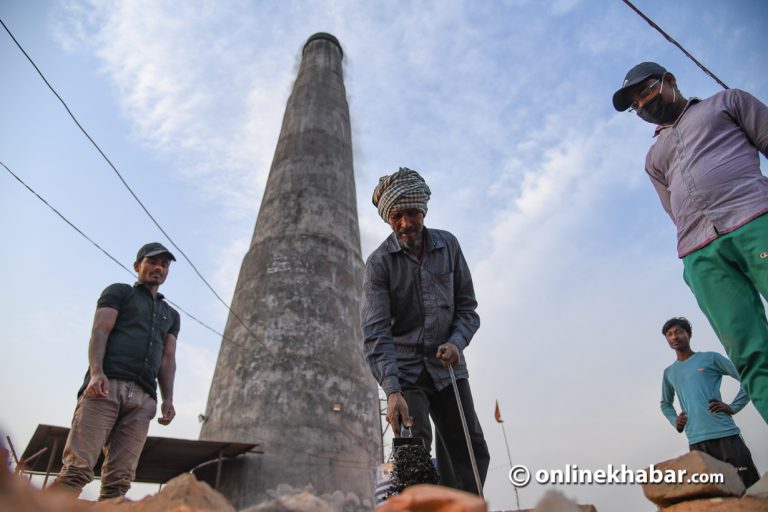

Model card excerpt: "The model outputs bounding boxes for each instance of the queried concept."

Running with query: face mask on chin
[637,86,677,125]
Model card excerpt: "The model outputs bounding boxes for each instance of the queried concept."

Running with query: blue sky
[1,1,766,510]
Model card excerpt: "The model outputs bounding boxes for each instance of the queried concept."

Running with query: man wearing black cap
[51,243,180,499]
[613,62,768,424]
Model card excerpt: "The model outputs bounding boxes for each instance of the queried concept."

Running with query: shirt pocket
[432,271,454,309]
[156,307,175,338]
[432,271,455,338]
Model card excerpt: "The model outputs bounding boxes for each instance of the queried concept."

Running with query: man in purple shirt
[613,62,768,423]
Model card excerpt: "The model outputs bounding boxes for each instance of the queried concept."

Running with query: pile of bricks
[641,451,768,511]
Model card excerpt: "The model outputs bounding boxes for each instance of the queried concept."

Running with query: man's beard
[398,230,423,253]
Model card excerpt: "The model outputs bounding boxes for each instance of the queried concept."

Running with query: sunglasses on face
[628,78,661,112]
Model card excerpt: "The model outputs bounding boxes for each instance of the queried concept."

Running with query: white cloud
[51,0,291,220]
[550,0,580,16]
[12,2,761,510]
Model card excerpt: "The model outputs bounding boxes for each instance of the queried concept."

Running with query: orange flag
[494,400,503,423]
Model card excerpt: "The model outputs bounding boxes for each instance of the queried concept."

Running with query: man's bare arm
[157,333,177,425]
[84,307,119,398]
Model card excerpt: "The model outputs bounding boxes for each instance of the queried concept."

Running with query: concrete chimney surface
[199,33,382,511]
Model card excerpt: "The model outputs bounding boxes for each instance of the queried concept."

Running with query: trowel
[392,422,424,449]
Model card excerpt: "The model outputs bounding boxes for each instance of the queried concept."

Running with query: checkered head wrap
[372,167,431,223]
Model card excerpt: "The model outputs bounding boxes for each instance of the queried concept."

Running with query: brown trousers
[52,379,156,500]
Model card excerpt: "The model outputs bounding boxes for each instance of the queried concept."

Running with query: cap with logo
[612,61,667,112]
[136,242,176,263]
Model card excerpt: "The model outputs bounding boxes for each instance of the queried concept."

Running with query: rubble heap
[640,451,768,511]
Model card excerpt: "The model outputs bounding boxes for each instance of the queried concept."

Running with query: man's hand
[386,392,412,436]
[676,411,688,432]
[437,342,460,367]
[158,400,176,425]
[84,371,110,399]
[707,399,734,415]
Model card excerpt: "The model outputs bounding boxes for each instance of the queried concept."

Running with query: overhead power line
[4,160,390,469]
[621,0,729,90]
[0,158,257,355]
[0,17,262,350]
[4,158,396,471]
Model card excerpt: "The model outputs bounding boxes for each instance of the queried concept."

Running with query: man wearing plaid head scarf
[362,167,489,495]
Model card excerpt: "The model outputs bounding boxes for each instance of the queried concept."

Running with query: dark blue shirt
[79,282,180,399]
[362,228,480,394]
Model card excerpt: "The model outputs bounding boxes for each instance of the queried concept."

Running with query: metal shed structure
[17,424,259,489]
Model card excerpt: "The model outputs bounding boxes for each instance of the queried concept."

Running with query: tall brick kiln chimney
[199,33,382,510]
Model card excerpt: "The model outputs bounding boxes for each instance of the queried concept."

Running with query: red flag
[494,400,503,423]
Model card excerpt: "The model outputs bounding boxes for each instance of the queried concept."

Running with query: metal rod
[501,421,520,509]
[20,447,48,471]
[448,365,483,498]
[6,436,20,471]
[215,449,223,490]
[42,438,60,489]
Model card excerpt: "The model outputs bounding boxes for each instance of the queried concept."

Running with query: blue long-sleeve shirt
[660,351,750,445]
[362,227,480,395]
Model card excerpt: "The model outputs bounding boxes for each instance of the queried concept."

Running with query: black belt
[394,344,426,354]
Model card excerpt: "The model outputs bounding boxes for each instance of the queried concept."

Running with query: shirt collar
[134,281,165,300]
[653,97,700,137]
[385,226,442,254]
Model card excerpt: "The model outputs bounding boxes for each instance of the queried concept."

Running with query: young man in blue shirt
[659,317,760,488]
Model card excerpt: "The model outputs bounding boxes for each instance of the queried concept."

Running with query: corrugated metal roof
[19,424,260,484]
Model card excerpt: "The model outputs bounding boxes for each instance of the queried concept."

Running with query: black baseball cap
[136,242,176,263]
[612,62,667,111]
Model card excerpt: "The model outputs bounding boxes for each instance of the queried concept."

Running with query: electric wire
[621,0,729,90]
[0,16,513,478]
[0,158,253,355]
[3,159,393,472]
[0,16,264,352]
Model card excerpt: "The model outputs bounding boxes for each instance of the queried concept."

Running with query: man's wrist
[382,376,401,396]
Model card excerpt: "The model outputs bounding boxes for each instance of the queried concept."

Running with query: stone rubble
[93,473,235,512]
[241,489,336,512]
[641,451,745,507]
[5,442,767,512]
[639,451,768,512]
[525,490,597,512]
[658,495,768,512]
[744,472,768,499]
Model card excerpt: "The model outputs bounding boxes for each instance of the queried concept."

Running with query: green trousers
[683,213,768,424]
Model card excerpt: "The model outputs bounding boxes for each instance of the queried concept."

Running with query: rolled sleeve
[96,283,131,310]
[167,308,181,338]
[362,257,401,394]
[448,243,480,351]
